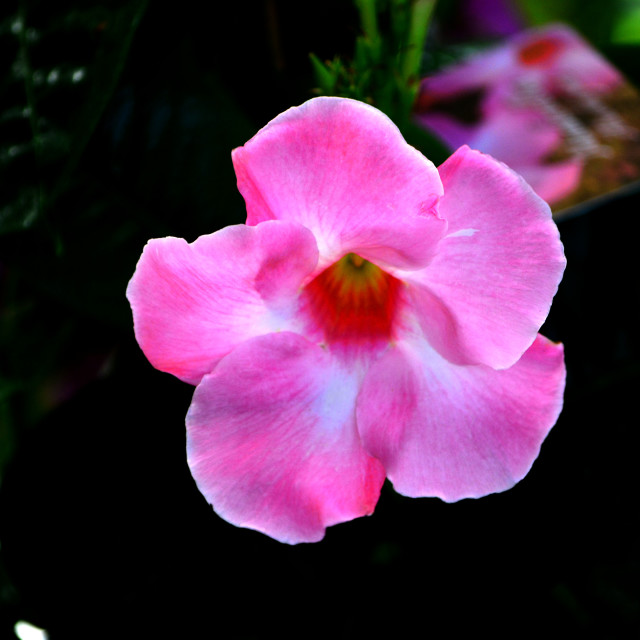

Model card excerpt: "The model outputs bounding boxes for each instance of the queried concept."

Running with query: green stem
[309,53,336,93]
[355,0,382,62]
[355,0,380,44]
[400,0,436,87]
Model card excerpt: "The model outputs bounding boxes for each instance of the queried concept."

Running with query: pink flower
[415,24,622,204]
[127,97,566,544]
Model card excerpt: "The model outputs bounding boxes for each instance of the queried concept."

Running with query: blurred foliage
[310,0,451,163]
[0,0,148,482]
[0,0,257,484]
[612,2,640,44]
[514,0,640,58]
[0,0,149,236]
[310,0,436,114]
[515,0,620,44]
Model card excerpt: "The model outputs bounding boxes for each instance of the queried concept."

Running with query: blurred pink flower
[416,25,622,204]
[127,97,566,544]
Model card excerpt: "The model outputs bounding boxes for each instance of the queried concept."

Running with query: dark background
[1,1,639,638]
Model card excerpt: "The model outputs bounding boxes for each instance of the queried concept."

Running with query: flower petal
[415,109,583,205]
[467,110,584,204]
[418,47,512,98]
[186,332,386,544]
[356,334,565,502]
[471,108,562,165]
[403,145,566,369]
[516,160,583,205]
[413,111,477,151]
[126,221,318,385]
[232,97,446,270]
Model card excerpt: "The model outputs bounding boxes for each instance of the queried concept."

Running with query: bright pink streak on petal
[404,146,566,370]
[301,253,402,346]
[126,221,318,385]
[232,96,446,270]
[186,332,386,544]
[357,334,565,502]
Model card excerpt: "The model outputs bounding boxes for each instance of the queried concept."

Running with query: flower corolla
[127,97,566,544]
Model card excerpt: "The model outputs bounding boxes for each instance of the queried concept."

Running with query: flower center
[518,36,563,66]
[302,253,401,345]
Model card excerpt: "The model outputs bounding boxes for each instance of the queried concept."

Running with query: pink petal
[413,112,479,151]
[186,332,386,544]
[418,47,512,97]
[403,146,565,369]
[462,111,584,204]
[126,221,318,385]
[470,109,563,166]
[356,334,566,501]
[232,97,446,270]
[517,160,583,205]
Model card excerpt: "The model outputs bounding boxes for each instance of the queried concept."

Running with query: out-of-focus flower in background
[127,97,566,544]
[415,24,630,205]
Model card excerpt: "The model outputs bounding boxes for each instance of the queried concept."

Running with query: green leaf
[612,6,640,44]
[310,52,337,94]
